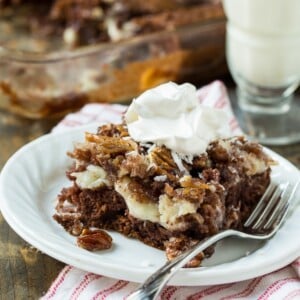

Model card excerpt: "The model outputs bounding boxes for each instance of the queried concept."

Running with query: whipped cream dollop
[125,82,232,155]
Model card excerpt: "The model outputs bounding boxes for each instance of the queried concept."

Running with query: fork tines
[244,181,298,231]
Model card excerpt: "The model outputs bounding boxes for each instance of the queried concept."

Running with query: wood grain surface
[0,111,65,300]
[0,97,299,299]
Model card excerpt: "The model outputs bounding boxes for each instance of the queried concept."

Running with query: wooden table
[0,96,300,299]
[0,111,65,299]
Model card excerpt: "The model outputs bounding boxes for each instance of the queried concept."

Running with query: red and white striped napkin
[42,81,300,300]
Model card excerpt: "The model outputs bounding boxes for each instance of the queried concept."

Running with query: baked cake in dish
[0,1,226,119]
[54,82,273,267]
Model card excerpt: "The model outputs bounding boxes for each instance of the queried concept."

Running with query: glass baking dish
[0,14,227,119]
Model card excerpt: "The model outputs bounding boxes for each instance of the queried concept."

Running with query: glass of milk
[223,0,300,144]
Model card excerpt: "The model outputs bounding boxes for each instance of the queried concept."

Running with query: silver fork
[127,180,299,300]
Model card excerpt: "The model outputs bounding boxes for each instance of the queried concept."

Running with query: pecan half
[77,229,112,251]
[149,147,176,172]
[85,133,137,155]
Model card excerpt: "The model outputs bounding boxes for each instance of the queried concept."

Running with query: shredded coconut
[147,144,157,155]
[171,151,190,175]
[140,142,153,149]
[177,152,194,165]
[154,175,167,182]
[122,136,132,140]
[126,150,139,157]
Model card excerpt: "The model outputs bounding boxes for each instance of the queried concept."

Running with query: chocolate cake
[53,83,273,266]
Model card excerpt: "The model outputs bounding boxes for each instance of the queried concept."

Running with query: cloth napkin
[42,81,300,300]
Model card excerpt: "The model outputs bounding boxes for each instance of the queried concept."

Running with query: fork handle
[127,230,238,300]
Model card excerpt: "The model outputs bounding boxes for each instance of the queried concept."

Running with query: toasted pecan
[77,228,112,251]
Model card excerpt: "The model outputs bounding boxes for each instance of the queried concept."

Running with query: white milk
[223,0,300,35]
[223,0,300,87]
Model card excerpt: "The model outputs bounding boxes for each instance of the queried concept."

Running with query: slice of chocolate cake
[53,82,273,266]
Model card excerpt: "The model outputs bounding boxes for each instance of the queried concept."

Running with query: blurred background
[0,0,228,119]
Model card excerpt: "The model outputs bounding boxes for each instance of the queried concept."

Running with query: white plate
[0,125,300,286]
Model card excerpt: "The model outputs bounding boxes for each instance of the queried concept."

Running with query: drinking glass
[223,0,300,145]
